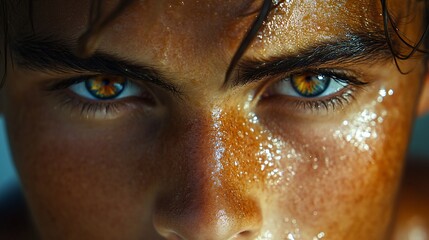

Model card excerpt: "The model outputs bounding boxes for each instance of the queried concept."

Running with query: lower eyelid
[258,86,357,117]
[55,92,153,120]
[46,84,157,120]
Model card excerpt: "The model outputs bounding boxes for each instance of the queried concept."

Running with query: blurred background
[1,114,429,197]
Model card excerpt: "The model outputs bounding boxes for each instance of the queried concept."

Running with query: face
[1,0,427,239]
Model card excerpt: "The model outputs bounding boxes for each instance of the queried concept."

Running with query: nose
[152,114,263,240]
[153,187,262,240]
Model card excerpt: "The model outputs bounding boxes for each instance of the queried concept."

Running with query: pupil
[305,75,314,82]
[102,79,110,86]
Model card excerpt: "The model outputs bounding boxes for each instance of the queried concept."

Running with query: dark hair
[75,0,277,84]
[1,0,429,88]
[381,0,429,73]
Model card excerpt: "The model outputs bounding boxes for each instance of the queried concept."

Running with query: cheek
[5,90,164,237]
[262,78,418,237]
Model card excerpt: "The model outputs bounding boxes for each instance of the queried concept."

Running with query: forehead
[27,0,384,50]
[16,0,390,86]
[254,0,383,54]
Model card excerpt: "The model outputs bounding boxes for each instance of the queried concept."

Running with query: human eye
[260,69,367,114]
[48,75,156,119]
[69,75,139,100]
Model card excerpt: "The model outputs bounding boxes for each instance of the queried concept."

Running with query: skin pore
[0,0,429,239]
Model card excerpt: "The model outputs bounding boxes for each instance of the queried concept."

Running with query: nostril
[228,229,260,240]
[238,230,252,237]
[162,231,185,240]
[236,231,255,239]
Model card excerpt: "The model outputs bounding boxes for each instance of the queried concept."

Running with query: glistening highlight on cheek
[203,92,376,238]
[230,64,417,238]
[208,104,287,189]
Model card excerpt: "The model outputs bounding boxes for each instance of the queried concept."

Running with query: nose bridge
[163,107,259,196]
[180,107,260,201]
[153,107,264,239]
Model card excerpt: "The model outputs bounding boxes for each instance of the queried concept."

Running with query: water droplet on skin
[312,158,319,170]
[346,134,352,142]
[255,230,274,240]
[324,157,330,167]
[332,90,390,152]
[313,232,326,240]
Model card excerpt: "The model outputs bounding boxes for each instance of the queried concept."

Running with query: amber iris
[291,73,330,97]
[85,76,126,99]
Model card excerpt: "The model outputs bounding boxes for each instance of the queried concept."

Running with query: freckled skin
[0,0,427,239]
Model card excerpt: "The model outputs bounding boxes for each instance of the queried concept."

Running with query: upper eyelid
[289,69,367,85]
[261,68,368,94]
[255,68,369,104]
[46,74,139,90]
[45,75,100,91]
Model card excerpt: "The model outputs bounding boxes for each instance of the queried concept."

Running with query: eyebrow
[233,32,393,86]
[11,36,180,94]
[11,32,392,91]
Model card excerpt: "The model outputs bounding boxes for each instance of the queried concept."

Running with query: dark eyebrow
[11,33,392,92]
[232,32,393,86]
[11,36,180,94]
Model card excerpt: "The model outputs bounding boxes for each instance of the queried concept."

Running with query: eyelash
[259,69,367,113]
[47,69,366,118]
[58,95,130,117]
[289,90,355,112]
[47,76,154,118]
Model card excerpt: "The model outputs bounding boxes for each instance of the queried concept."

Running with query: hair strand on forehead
[77,0,134,58]
[1,0,9,89]
[223,0,274,86]
[381,0,429,74]
[75,0,284,85]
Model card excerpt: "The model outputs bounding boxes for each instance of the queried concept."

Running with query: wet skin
[0,0,428,239]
